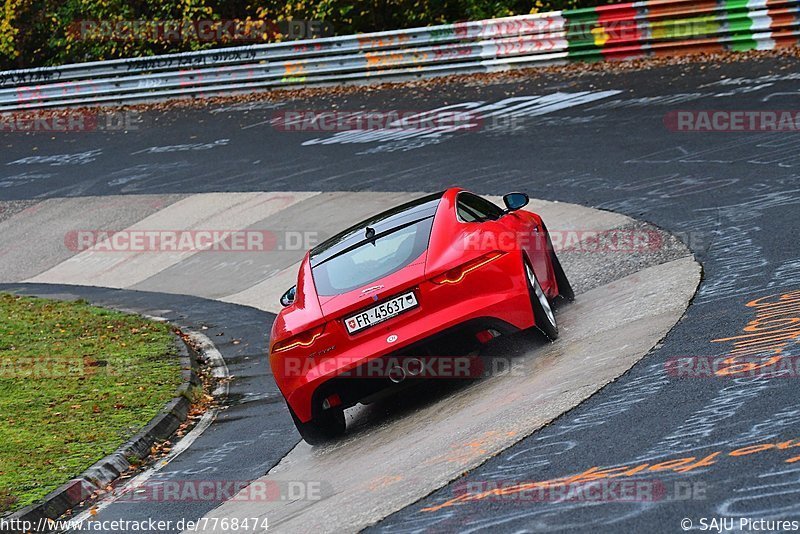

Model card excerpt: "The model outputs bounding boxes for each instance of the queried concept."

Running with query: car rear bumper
[275,257,535,422]
[306,317,520,417]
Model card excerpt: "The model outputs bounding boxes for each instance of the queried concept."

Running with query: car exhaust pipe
[388,365,406,383]
[405,357,424,377]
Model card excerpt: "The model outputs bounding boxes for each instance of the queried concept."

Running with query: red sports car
[269,188,573,444]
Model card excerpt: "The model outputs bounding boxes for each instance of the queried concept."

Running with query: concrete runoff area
[0,194,185,282]
[25,192,318,290]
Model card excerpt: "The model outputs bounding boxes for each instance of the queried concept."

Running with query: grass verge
[0,294,182,513]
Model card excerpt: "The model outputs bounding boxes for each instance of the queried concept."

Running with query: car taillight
[271,324,326,353]
[431,251,505,285]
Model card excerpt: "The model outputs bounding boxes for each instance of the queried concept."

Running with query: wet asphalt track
[2,53,800,532]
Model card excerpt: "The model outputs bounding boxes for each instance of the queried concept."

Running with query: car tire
[524,258,559,341]
[287,403,346,445]
[549,248,574,302]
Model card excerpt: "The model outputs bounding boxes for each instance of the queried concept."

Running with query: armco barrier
[0,0,798,110]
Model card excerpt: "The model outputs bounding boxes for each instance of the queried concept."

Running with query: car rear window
[312,217,434,296]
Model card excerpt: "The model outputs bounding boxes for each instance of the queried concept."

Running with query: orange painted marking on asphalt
[420,440,800,513]
[712,289,800,376]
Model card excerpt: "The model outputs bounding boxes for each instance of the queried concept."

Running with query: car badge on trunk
[361,285,384,300]
[362,285,384,293]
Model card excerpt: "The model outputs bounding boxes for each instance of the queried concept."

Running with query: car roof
[309,190,445,267]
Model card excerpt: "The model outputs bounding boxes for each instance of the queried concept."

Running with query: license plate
[344,291,418,334]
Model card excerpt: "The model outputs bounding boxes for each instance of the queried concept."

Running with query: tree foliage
[1,0,621,70]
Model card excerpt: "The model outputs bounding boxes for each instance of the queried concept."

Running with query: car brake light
[431,251,505,285]
[271,324,325,353]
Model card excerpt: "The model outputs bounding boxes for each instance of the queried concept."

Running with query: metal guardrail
[0,0,798,110]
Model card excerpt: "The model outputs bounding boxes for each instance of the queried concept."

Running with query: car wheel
[550,248,574,302]
[525,259,559,341]
[287,403,346,445]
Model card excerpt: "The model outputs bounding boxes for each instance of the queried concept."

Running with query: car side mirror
[503,192,529,211]
[280,286,297,307]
